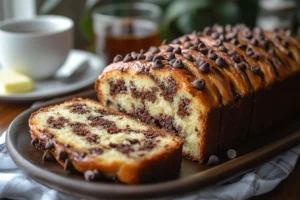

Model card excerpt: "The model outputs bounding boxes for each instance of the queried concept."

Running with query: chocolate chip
[172,39,181,44]
[45,141,54,150]
[274,35,281,42]
[196,31,203,36]
[226,32,237,40]
[285,29,292,37]
[198,43,206,49]
[268,49,276,56]
[251,54,259,61]
[228,50,236,56]
[254,27,263,35]
[282,40,289,48]
[225,24,232,32]
[203,26,213,35]
[84,170,105,181]
[192,79,206,90]
[260,40,270,50]
[113,54,123,63]
[195,60,205,67]
[131,52,138,59]
[215,57,227,68]
[140,49,145,54]
[232,54,241,63]
[172,59,184,68]
[235,62,247,70]
[146,55,154,62]
[164,46,174,52]
[227,149,238,159]
[286,51,293,59]
[189,46,198,51]
[246,47,254,56]
[199,62,210,73]
[173,47,182,54]
[153,55,164,61]
[194,38,201,44]
[208,50,217,60]
[237,44,247,50]
[182,35,190,42]
[149,46,160,54]
[218,46,227,52]
[251,66,261,75]
[137,53,146,60]
[211,32,219,39]
[250,38,258,46]
[152,59,164,69]
[167,52,176,60]
[234,93,241,102]
[31,137,39,146]
[57,149,67,161]
[183,53,193,61]
[42,151,55,162]
[214,39,222,47]
[169,59,176,65]
[199,48,208,55]
[64,159,76,172]
[183,42,192,49]
[207,155,220,165]
[123,53,133,62]
[243,30,252,39]
[219,34,225,41]
[230,38,239,45]
[161,39,169,45]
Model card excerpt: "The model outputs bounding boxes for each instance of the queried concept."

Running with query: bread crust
[29,98,183,184]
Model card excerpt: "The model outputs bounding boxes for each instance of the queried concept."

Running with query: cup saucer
[0,50,104,101]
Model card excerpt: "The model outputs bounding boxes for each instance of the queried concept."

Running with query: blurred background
[1,0,299,64]
[1,0,299,47]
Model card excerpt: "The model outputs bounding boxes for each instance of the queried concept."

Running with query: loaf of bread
[29,98,183,184]
[95,24,300,162]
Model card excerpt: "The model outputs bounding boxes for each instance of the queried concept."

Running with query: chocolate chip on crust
[84,169,106,181]
[42,151,56,162]
[45,141,54,150]
[31,137,39,146]
[64,159,76,172]
[57,149,67,161]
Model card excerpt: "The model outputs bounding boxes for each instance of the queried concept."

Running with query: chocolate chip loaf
[29,98,183,184]
[95,24,300,162]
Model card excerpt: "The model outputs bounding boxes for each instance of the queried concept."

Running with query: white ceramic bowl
[0,15,74,80]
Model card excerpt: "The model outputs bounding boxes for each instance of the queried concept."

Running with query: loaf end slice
[29,98,183,184]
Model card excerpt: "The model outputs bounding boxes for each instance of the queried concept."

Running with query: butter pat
[0,71,33,94]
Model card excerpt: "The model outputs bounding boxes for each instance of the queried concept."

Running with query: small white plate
[0,50,104,101]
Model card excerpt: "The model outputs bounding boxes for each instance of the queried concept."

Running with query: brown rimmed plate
[6,90,300,199]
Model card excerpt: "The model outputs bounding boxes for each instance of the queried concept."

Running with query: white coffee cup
[0,15,74,80]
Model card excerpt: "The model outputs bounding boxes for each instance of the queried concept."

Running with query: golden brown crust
[29,98,183,184]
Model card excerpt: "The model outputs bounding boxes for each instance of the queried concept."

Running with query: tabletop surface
[0,99,299,200]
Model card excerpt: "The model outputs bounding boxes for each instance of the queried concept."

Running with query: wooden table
[0,100,299,199]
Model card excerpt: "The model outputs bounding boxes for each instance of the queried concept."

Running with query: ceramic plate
[6,92,300,199]
[0,50,104,101]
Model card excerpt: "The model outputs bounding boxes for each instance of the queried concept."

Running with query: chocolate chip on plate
[207,155,220,165]
[227,149,238,159]
[113,54,123,63]
[192,79,206,90]
[172,59,184,68]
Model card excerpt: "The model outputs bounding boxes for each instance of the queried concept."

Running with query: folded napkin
[0,129,299,200]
